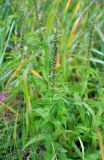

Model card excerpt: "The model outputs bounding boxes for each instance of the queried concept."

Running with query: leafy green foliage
[0,0,104,159]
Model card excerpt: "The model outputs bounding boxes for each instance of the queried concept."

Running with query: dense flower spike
[84,15,97,81]
[87,15,97,60]
[20,2,27,46]
[50,30,59,89]
[34,0,42,41]
[34,0,40,28]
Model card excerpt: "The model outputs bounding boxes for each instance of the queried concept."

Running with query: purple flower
[0,93,6,102]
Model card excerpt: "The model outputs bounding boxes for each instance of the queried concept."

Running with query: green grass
[0,0,104,159]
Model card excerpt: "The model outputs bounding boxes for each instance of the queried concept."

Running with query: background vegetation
[0,0,104,159]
